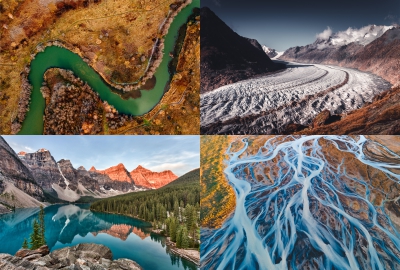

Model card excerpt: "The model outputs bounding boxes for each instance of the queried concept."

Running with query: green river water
[18,0,199,134]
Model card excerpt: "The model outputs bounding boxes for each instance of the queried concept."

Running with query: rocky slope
[262,45,278,58]
[293,85,400,134]
[130,165,178,189]
[94,163,134,183]
[2,142,178,203]
[19,149,63,191]
[19,149,137,201]
[200,7,285,93]
[89,166,136,192]
[1,243,142,269]
[0,137,45,210]
[280,26,400,86]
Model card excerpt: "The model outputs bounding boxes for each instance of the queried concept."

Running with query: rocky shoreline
[153,230,200,267]
[165,238,200,266]
[0,243,142,269]
[12,0,193,134]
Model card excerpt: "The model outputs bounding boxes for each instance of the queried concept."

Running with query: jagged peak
[114,163,126,169]
[57,159,73,166]
[132,165,151,172]
[17,151,27,156]
[36,148,49,153]
[77,166,86,171]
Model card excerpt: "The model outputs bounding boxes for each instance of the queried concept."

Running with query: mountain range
[280,25,400,86]
[200,7,285,93]
[261,45,283,59]
[278,24,400,134]
[0,137,179,210]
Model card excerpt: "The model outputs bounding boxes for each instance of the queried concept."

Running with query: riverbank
[165,236,200,266]
[15,1,199,135]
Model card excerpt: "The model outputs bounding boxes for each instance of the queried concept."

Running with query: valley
[201,61,391,134]
[200,4,400,135]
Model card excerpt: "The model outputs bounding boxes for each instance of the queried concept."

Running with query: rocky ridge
[130,165,178,189]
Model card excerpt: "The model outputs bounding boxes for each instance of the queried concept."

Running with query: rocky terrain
[41,69,129,135]
[130,165,178,189]
[200,7,285,94]
[0,137,45,211]
[0,243,141,269]
[20,149,63,191]
[292,85,400,134]
[280,25,400,87]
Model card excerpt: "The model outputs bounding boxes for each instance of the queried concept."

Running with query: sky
[3,136,200,176]
[202,0,400,51]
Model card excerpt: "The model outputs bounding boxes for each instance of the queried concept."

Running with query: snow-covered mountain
[262,45,284,59]
[280,25,400,86]
[315,25,393,49]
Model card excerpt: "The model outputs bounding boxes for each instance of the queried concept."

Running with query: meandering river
[0,204,198,270]
[18,0,199,134]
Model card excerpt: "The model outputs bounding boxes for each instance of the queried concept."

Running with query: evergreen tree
[174,201,179,220]
[170,218,177,242]
[176,225,183,248]
[181,226,189,249]
[22,238,29,249]
[38,206,46,246]
[30,219,40,250]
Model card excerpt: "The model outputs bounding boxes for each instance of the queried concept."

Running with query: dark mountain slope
[200,7,285,93]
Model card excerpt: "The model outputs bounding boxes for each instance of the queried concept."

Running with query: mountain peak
[17,151,27,156]
[98,163,132,183]
[36,148,49,153]
[89,166,97,171]
[116,163,126,169]
[133,165,151,172]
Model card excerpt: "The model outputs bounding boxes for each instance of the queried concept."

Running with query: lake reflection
[0,204,197,270]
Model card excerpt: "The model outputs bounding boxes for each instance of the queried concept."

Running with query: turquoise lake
[0,204,198,270]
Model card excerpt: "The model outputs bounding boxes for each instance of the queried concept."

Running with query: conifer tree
[22,239,29,249]
[169,218,177,242]
[30,219,40,250]
[38,206,46,246]
[181,226,189,248]
[176,225,183,248]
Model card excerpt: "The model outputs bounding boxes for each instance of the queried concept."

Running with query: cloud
[145,162,189,173]
[385,14,400,26]
[316,27,332,40]
[8,142,34,153]
[213,0,221,6]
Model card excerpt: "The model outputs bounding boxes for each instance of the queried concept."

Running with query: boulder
[8,243,141,269]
